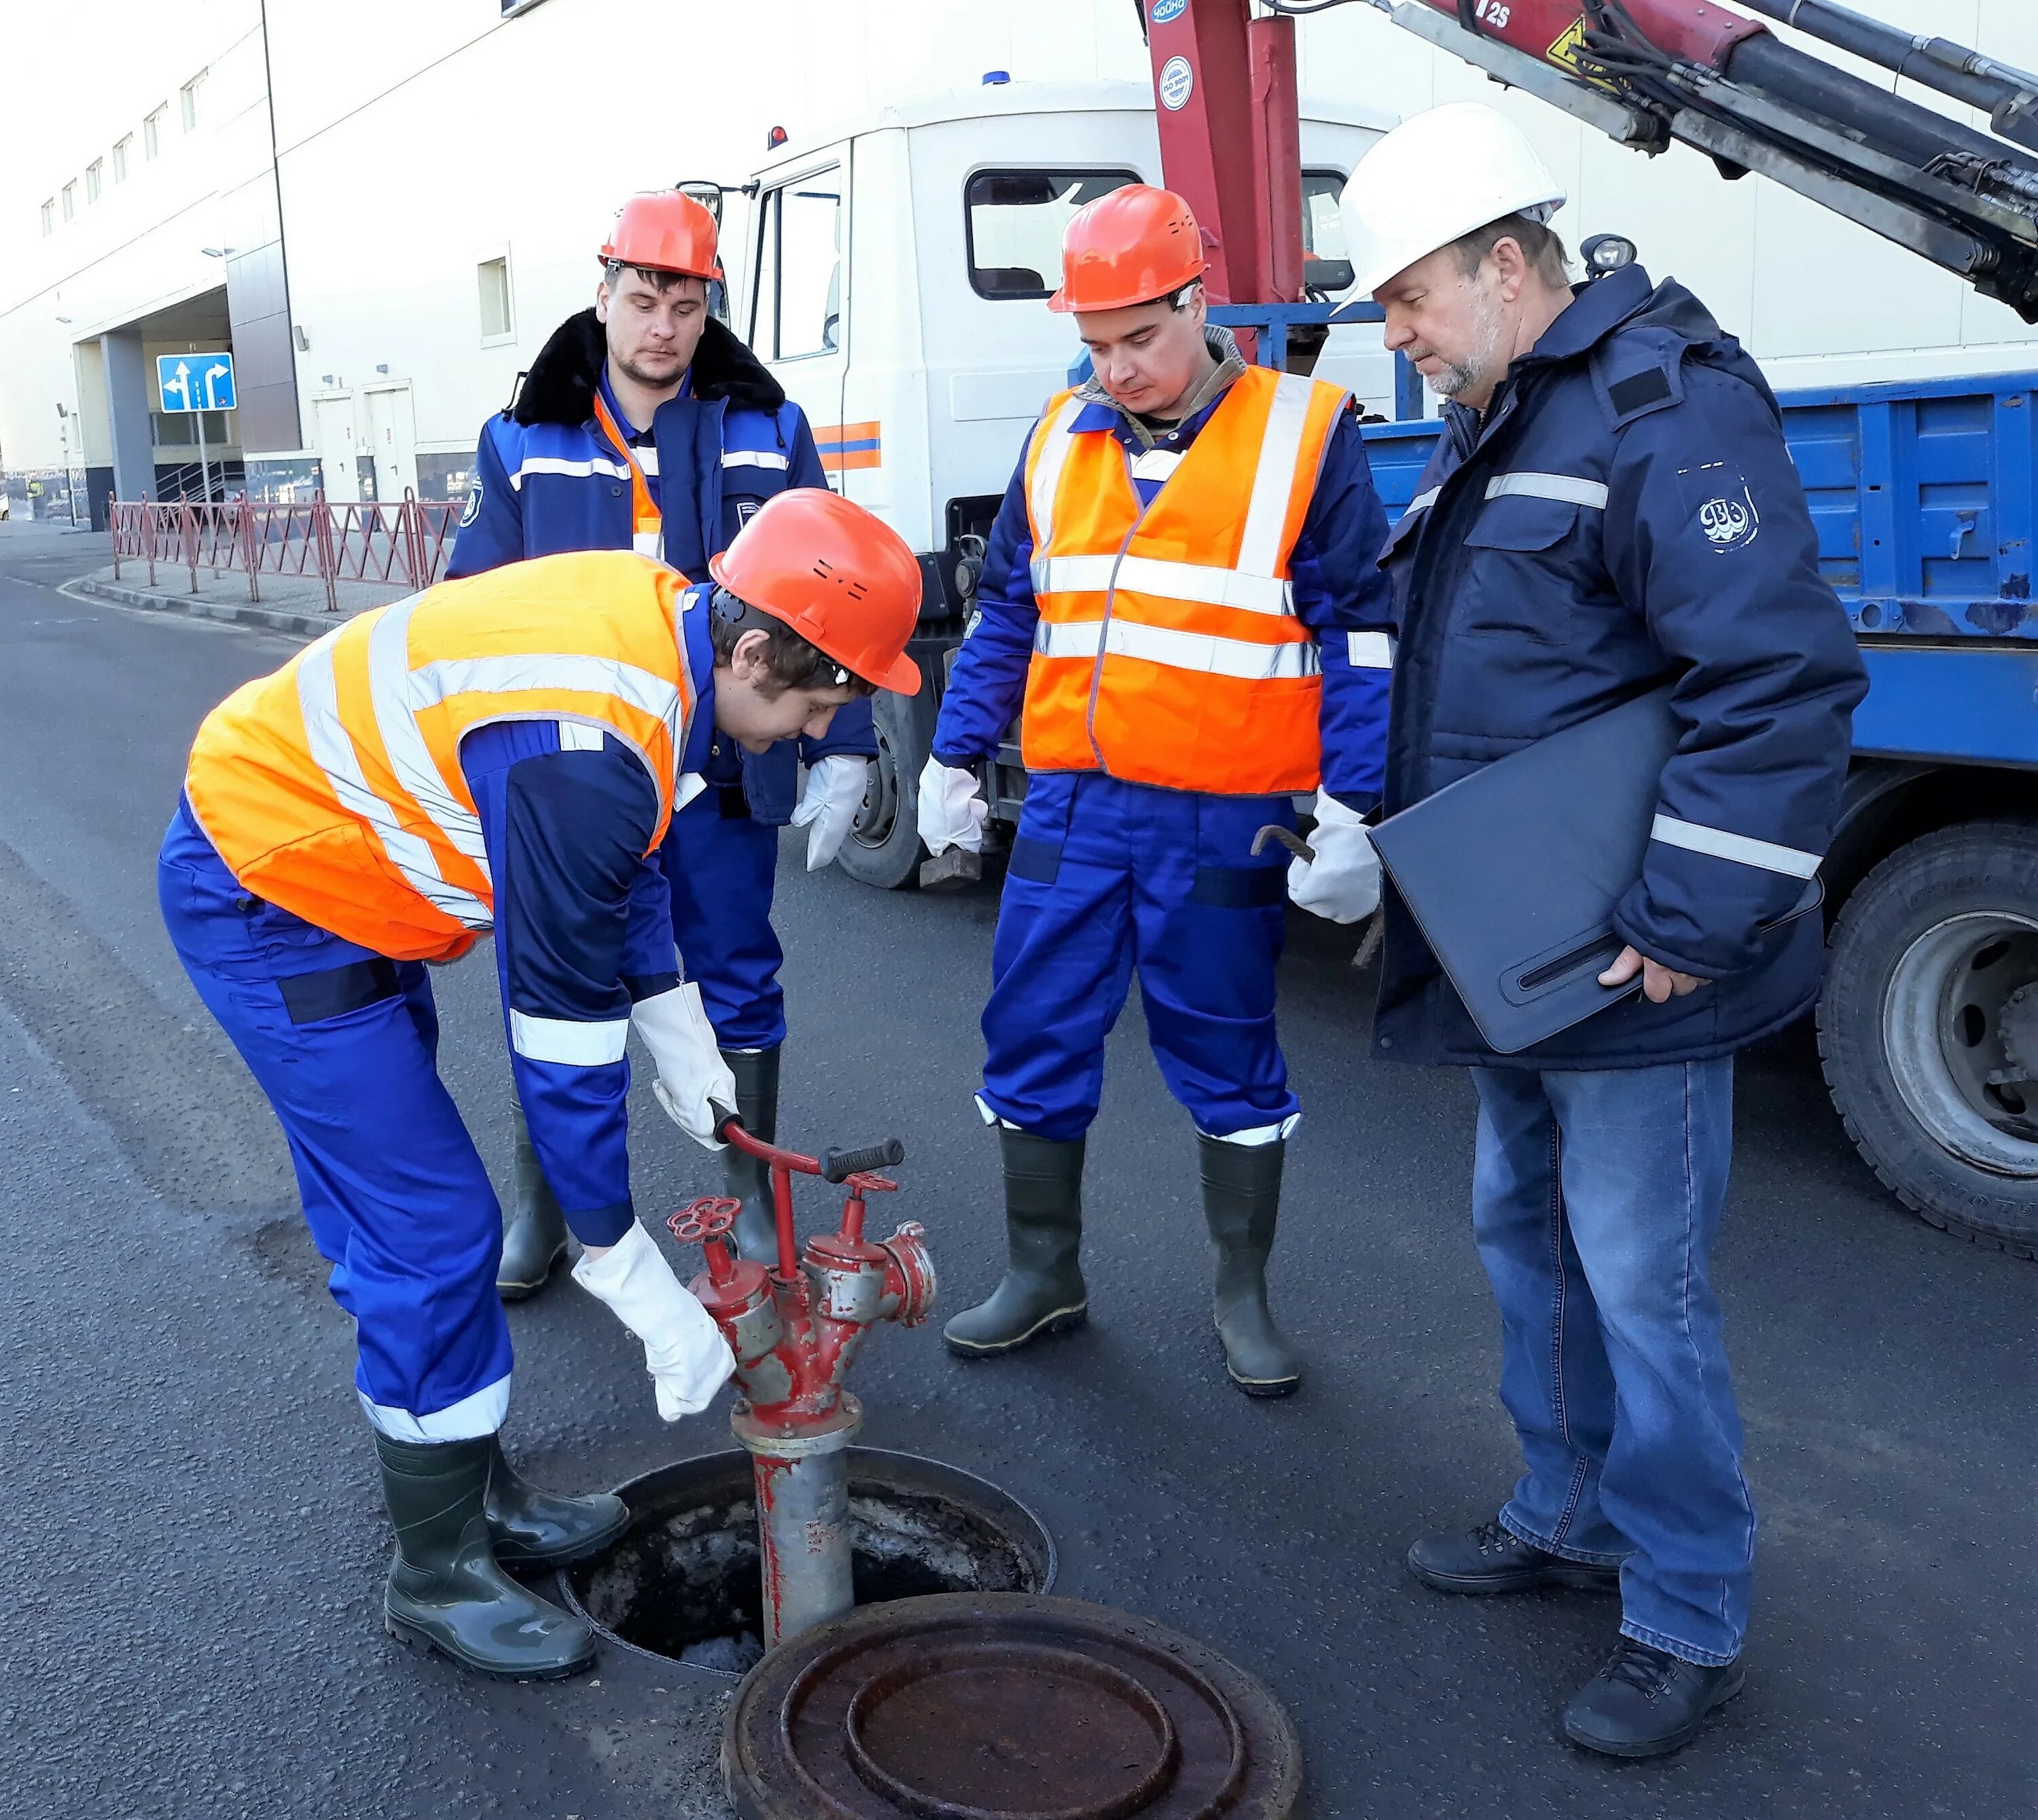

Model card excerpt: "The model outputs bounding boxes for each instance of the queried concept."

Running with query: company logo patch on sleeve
[1676,460,1761,553]
[459,481,482,529]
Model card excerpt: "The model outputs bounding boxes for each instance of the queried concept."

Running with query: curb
[71,574,356,639]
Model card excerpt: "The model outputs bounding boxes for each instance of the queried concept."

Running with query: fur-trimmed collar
[508,310,786,426]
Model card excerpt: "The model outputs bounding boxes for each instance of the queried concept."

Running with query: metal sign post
[155,351,237,503]
[195,409,211,504]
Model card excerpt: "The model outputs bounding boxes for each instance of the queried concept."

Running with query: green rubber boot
[497,1104,568,1301]
[376,1433,596,1681]
[1200,1133,1303,1397]
[723,1046,783,1265]
[944,1131,1089,1357]
[484,1437,630,1571]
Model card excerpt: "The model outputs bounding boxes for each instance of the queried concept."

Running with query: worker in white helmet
[1342,101,1865,1760]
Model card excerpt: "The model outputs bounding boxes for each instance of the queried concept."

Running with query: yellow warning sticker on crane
[1546,16,1615,90]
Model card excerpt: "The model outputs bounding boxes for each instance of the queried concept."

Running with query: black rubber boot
[497,1104,568,1301]
[1200,1134,1302,1397]
[483,1437,630,1571]
[375,1433,596,1681]
[1562,1639,1745,1758]
[944,1132,1088,1357]
[722,1047,783,1264]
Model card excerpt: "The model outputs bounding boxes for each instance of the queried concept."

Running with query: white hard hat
[1341,102,1567,297]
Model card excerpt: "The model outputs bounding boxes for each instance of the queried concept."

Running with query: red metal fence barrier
[109,492,461,613]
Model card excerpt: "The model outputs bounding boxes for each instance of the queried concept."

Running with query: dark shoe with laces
[1562,1638,1745,1758]
[1406,1520,1622,1595]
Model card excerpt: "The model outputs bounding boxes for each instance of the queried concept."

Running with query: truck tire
[836,681,930,890]
[1817,819,2038,1257]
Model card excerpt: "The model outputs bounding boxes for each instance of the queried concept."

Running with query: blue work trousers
[158,802,512,1441]
[1471,1058,1753,1666]
[978,772,1300,1142]
[662,789,785,1052]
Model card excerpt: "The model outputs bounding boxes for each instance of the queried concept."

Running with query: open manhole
[724,1592,1302,1819]
[558,1448,1054,1677]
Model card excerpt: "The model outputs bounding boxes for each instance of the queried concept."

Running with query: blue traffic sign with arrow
[156,351,237,413]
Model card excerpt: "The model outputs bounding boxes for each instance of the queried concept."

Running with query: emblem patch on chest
[1677,460,1761,553]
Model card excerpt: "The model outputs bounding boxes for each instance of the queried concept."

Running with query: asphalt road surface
[1,519,2030,1819]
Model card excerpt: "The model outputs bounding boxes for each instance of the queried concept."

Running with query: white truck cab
[728,79,1395,884]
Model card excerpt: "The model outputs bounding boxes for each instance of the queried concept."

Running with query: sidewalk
[69,561,413,639]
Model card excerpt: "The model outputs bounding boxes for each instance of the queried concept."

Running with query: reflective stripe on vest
[1019,368,1344,795]
[186,551,693,962]
[592,393,664,560]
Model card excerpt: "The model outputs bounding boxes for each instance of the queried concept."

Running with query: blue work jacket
[446,310,873,822]
[934,338,1396,808]
[1374,265,1867,1069]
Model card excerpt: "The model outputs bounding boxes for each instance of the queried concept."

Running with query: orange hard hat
[600,191,721,281]
[1048,184,1207,313]
[708,490,924,694]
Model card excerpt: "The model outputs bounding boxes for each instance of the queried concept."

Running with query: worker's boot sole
[1221,1347,1302,1399]
[383,1607,596,1682]
[943,1303,1089,1358]
[495,1245,567,1303]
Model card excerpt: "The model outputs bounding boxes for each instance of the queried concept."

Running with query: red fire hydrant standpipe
[669,1119,935,1650]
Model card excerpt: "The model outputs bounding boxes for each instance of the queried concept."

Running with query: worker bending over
[450,190,874,1288]
[159,494,922,1680]
[920,185,1395,1396]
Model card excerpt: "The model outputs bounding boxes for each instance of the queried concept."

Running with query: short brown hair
[1449,213,1571,288]
[709,588,875,698]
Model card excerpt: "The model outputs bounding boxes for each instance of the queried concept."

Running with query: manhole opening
[559,1448,1055,1677]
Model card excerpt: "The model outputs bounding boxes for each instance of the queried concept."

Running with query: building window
[181,72,207,132]
[151,410,235,448]
[145,106,166,159]
[113,137,131,183]
[477,255,514,342]
[963,169,1141,300]
[41,200,54,236]
[86,160,103,203]
[60,182,75,222]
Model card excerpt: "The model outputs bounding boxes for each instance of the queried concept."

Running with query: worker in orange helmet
[920,184,1397,1396]
[158,493,920,1681]
[451,190,873,1300]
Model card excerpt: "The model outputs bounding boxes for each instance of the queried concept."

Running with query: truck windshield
[1302,168,1353,294]
[965,169,1141,300]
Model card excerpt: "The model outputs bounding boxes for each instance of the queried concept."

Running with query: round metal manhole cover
[724,1592,1300,1819]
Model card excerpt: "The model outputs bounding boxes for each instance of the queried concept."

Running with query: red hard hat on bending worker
[601,190,721,281]
[1048,183,1208,313]
[709,489,925,694]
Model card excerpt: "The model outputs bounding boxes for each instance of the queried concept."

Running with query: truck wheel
[836,683,929,890]
[1817,819,2038,1257]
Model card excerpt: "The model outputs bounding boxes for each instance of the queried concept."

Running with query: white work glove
[916,756,987,857]
[632,982,737,1151]
[790,753,872,872]
[1287,791,1381,925]
[573,1221,736,1421]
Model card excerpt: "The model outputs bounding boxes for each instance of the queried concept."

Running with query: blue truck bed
[1358,369,2038,769]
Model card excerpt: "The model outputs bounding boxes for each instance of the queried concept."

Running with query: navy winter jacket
[446,310,874,823]
[1374,265,1867,1069]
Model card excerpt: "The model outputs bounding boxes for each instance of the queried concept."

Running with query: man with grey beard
[1340,104,1865,1760]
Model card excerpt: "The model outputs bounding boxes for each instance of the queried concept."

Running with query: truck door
[749,146,851,490]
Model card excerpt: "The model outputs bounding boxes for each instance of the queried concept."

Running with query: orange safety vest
[1020,365,1348,796]
[591,392,666,561]
[184,549,697,962]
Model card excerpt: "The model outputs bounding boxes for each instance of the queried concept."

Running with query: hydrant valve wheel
[670,1196,743,1245]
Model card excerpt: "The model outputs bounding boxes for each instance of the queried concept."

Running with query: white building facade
[3,0,2035,522]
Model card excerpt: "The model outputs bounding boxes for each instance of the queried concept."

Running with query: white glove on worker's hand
[790,754,872,873]
[632,982,737,1151]
[916,757,987,857]
[573,1221,736,1421]
[1287,791,1381,925]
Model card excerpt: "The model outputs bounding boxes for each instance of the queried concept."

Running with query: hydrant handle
[669,1196,743,1245]
[822,1137,905,1183]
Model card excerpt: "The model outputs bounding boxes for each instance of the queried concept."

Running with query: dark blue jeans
[1470,1058,1753,1666]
